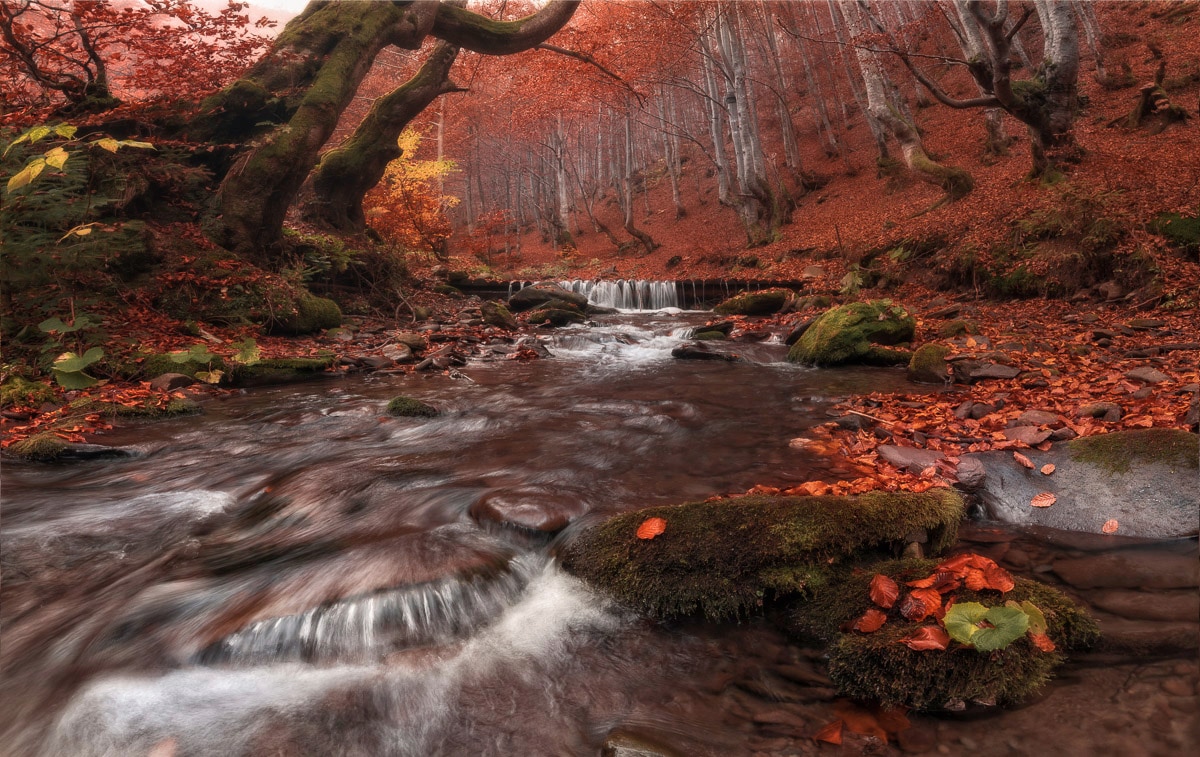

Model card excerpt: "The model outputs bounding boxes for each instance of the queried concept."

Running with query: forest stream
[1,311,1195,756]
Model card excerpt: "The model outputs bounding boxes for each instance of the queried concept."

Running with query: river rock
[954,457,988,488]
[380,343,413,363]
[787,300,915,366]
[962,429,1199,538]
[469,488,586,533]
[1125,366,1170,384]
[969,363,1022,381]
[877,444,944,473]
[1053,551,1199,590]
[1088,589,1200,622]
[783,316,816,346]
[149,372,196,391]
[1014,410,1062,427]
[1002,426,1053,445]
[1076,401,1123,421]
[671,342,738,361]
[480,300,519,329]
[508,283,589,312]
[1091,616,1199,657]
[392,332,428,351]
[713,288,793,316]
[907,344,951,384]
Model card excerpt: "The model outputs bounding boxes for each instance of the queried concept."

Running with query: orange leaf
[1013,452,1034,469]
[1029,632,1057,652]
[636,517,667,540]
[898,588,940,622]
[870,574,900,608]
[813,719,843,745]
[1102,519,1119,534]
[853,607,889,633]
[1031,492,1057,508]
[900,625,950,651]
[981,563,1016,593]
[1040,464,1055,475]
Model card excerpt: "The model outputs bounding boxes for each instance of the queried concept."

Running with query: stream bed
[2,311,1195,756]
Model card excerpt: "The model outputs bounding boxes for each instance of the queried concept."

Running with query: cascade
[557,279,679,310]
[197,555,542,665]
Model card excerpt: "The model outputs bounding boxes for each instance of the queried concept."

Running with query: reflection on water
[2,312,930,755]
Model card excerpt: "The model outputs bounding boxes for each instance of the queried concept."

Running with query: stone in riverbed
[906,343,951,384]
[149,372,196,391]
[469,488,586,533]
[877,444,943,473]
[713,288,794,316]
[1125,366,1170,384]
[671,342,739,361]
[787,300,915,367]
[508,283,589,312]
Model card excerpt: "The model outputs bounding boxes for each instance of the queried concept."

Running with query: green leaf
[117,140,155,150]
[231,338,260,365]
[195,369,223,384]
[7,158,46,192]
[972,606,1030,652]
[27,125,52,144]
[39,317,75,334]
[94,137,120,153]
[43,146,70,170]
[53,347,104,373]
[1009,600,1048,636]
[943,602,988,645]
[52,369,100,390]
[3,132,31,157]
[54,124,78,139]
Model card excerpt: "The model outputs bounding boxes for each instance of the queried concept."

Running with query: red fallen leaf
[1040,464,1056,475]
[897,589,940,622]
[964,568,987,592]
[636,517,667,540]
[1102,519,1119,534]
[936,553,975,574]
[982,563,1016,592]
[1029,632,1057,652]
[1013,451,1035,469]
[1031,492,1057,508]
[813,718,843,745]
[870,574,900,608]
[900,625,950,651]
[853,607,889,633]
[833,699,895,742]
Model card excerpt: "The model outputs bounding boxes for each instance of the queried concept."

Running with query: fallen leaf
[870,574,900,608]
[853,607,889,633]
[900,625,950,651]
[1031,492,1057,508]
[1013,451,1035,469]
[1040,464,1055,475]
[898,588,941,621]
[813,718,843,745]
[1102,519,1119,534]
[636,517,667,540]
[1029,632,1057,652]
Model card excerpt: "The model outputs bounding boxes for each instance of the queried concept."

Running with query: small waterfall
[198,555,543,665]
[557,279,679,310]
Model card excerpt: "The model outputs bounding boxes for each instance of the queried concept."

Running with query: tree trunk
[302,41,461,232]
[198,0,578,256]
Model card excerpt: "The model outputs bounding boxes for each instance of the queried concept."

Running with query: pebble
[1053,552,1199,590]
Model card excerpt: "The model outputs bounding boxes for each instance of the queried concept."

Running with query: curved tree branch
[431,0,580,55]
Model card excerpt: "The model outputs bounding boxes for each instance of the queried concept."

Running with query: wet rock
[149,372,196,391]
[832,414,871,431]
[508,283,588,312]
[392,332,428,351]
[380,343,413,363]
[385,396,438,418]
[969,363,1021,381]
[877,445,944,473]
[700,320,735,335]
[1088,589,1200,622]
[1125,367,1170,384]
[1092,616,1199,657]
[907,344,951,384]
[783,316,816,346]
[360,356,394,370]
[602,731,684,757]
[969,402,997,420]
[787,300,915,367]
[1127,318,1165,330]
[469,488,585,533]
[1054,551,1198,590]
[713,288,793,316]
[954,457,987,489]
[671,342,739,361]
[962,429,1199,538]
[1049,427,1078,441]
[528,307,586,327]
[1003,426,1053,446]
[1091,329,1117,341]
[953,400,974,419]
[1076,402,1123,422]
[480,300,518,329]
[1014,410,1062,427]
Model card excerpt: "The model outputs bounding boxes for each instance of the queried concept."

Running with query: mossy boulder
[937,319,980,338]
[138,352,224,380]
[270,295,343,336]
[788,559,1099,710]
[1069,428,1198,474]
[226,356,336,387]
[692,330,728,341]
[787,300,916,366]
[386,396,438,418]
[527,307,586,327]
[0,377,56,408]
[82,397,202,418]
[713,288,793,316]
[8,432,68,460]
[559,490,964,621]
[480,301,518,330]
[508,284,589,312]
[907,344,951,384]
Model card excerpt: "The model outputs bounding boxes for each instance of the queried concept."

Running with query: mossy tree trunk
[196,0,579,257]
[301,40,463,232]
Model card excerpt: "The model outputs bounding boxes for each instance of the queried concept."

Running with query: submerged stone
[787,300,915,366]
[386,396,438,418]
[559,490,964,620]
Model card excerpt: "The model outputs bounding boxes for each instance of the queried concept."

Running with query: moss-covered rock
[527,307,586,327]
[480,301,518,330]
[692,330,728,341]
[713,288,793,316]
[787,300,916,366]
[386,396,438,418]
[907,344,951,384]
[226,356,335,387]
[8,432,68,460]
[0,377,56,408]
[1069,428,1198,474]
[788,559,1098,710]
[937,319,980,338]
[270,295,343,336]
[559,490,964,621]
[83,397,203,418]
[138,352,224,380]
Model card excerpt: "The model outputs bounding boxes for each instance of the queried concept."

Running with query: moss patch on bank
[1069,428,1198,474]
[559,490,964,621]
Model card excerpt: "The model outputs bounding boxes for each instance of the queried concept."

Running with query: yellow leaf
[94,137,120,153]
[6,158,45,192]
[118,140,155,150]
[43,146,69,170]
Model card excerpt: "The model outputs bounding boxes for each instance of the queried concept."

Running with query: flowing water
[1,311,1193,756]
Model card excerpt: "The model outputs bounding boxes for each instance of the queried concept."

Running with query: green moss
[527,308,585,327]
[787,300,916,366]
[907,344,951,384]
[713,288,793,316]
[1150,212,1200,259]
[559,490,964,621]
[937,319,980,338]
[0,377,56,408]
[386,396,438,418]
[271,295,342,336]
[84,398,202,418]
[1069,429,1198,474]
[8,432,68,460]
[788,559,1098,710]
[692,330,727,341]
[139,352,225,380]
[226,355,335,387]
[480,301,518,329]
